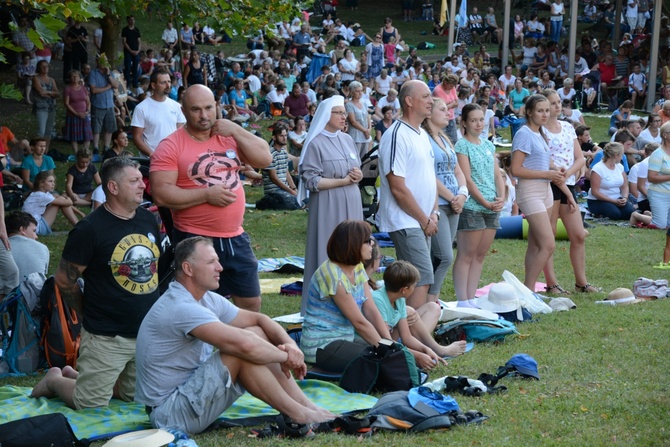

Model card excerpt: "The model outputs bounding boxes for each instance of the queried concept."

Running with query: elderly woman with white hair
[298,95,364,314]
[346,81,373,158]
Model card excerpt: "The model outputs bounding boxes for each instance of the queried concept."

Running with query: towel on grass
[257,256,305,273]
[0,380,377,441]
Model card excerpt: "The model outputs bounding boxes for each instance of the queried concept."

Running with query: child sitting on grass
[371,260,468,368]
[22,171,80,236]
[66,148,101,207]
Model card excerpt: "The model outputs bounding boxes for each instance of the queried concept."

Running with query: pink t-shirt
[64,85,89,115]
[151,127,246,238]
[432,84,458,121]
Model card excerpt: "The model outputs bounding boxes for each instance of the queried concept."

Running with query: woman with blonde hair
[540,89,600,294]
[422,98,468,302]
[587,142,634,220]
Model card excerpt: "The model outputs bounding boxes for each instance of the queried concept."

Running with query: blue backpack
[0,287,42,375]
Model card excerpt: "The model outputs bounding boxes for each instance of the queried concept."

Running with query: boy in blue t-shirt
[372,261,465,367]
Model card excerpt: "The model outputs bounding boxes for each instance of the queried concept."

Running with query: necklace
[104,203,135,220]
[184,125,209,142]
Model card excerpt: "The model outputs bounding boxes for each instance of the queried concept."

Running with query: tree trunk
[99,8,121,67]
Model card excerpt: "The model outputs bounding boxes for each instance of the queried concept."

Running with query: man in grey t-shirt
[135,237,333,434]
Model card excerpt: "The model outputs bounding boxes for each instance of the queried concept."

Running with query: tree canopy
[1,0,311,98]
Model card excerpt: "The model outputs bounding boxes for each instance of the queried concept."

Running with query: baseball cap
[505,354,540,380]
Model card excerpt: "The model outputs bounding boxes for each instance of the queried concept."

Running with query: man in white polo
[378,80,439,310]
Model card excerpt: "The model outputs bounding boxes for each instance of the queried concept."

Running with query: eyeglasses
[365,238,375,245]
[331,111,348,117]
[375,36,382,39]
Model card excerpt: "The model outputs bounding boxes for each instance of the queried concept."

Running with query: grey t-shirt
[135,281,239,407]
[8,235,50,280]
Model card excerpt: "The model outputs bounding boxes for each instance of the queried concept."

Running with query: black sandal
[575,283,603,293]
[249,414,316,439]
[545,284,572,295]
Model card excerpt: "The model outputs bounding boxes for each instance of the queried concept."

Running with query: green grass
[2,5,668,447]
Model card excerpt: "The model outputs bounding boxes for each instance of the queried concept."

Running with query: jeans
[587,199,633,221]
[124,51,140,88]
[550,19,562,43]
[35,108,56,139]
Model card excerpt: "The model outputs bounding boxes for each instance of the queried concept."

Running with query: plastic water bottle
[166,428,199,447]
[423,376,447,392]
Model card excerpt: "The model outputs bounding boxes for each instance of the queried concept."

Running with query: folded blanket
[0,380,377,441]
[257,256,305,273]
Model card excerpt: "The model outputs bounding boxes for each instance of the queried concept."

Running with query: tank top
[187,61,204,85]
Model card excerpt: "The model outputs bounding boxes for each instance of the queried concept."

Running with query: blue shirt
[88,69,115,109]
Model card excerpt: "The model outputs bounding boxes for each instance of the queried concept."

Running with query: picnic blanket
[259,277,302,295]
[257,256,305,273]
[475,281,547,297]
[0,380,377,441]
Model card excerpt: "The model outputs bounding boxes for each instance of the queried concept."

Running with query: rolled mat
[522,218,568,240]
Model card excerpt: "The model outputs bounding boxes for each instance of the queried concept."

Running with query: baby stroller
[360,146,379,226]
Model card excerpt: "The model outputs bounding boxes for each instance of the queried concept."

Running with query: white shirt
[588,162,624,200]
[162,27,178,44]
[130,96,186,152]
[639,128,661,144]
[246,74,261,93]
[378,120,437,232]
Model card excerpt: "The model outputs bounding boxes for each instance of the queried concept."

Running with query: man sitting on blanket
[134,236,334,434]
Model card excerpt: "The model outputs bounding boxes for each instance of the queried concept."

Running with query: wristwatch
[431,210,441,220]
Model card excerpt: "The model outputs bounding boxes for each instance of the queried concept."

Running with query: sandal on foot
[575,283,603,293]
[249,415,315,439]
[545,284,572,295]
[653,262,670,270]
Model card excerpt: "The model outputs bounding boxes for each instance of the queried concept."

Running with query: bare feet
[62,365,79,379]
[437,340,468,358]
[30,367,62,398]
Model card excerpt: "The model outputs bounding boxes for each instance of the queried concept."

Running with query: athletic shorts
[389,227,434,287]
[148,354,245,434]
[517,180,553,216]
[457,208,500,231]
[172,229,261,298]
[550,183,576,205]
[73,328,136,409]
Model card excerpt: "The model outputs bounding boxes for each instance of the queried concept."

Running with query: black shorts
[637,199,650,213]
[550,183,576,205]
[172,229,261,298]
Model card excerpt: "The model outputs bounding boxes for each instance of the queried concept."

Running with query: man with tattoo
[31,157,161,409]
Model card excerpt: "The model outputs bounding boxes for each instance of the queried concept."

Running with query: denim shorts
[457,208,500,231]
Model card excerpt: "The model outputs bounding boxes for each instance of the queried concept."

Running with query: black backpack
[39,276,82,369]
[0,413,90,447]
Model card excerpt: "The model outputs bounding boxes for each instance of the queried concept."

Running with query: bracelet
[422,217,431,231]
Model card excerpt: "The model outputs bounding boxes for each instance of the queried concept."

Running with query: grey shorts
[91,107,117,135]
[457,208,500,231]
[389,227,434,287]
[149,354,245,434]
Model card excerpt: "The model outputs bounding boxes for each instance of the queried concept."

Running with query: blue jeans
[587,199,633,221]
[124,51,140,88]
[550,19,562,43]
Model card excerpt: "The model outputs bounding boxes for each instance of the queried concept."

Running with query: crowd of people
[0,2,669,439]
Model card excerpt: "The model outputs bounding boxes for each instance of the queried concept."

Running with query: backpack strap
[409,414,453,433]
